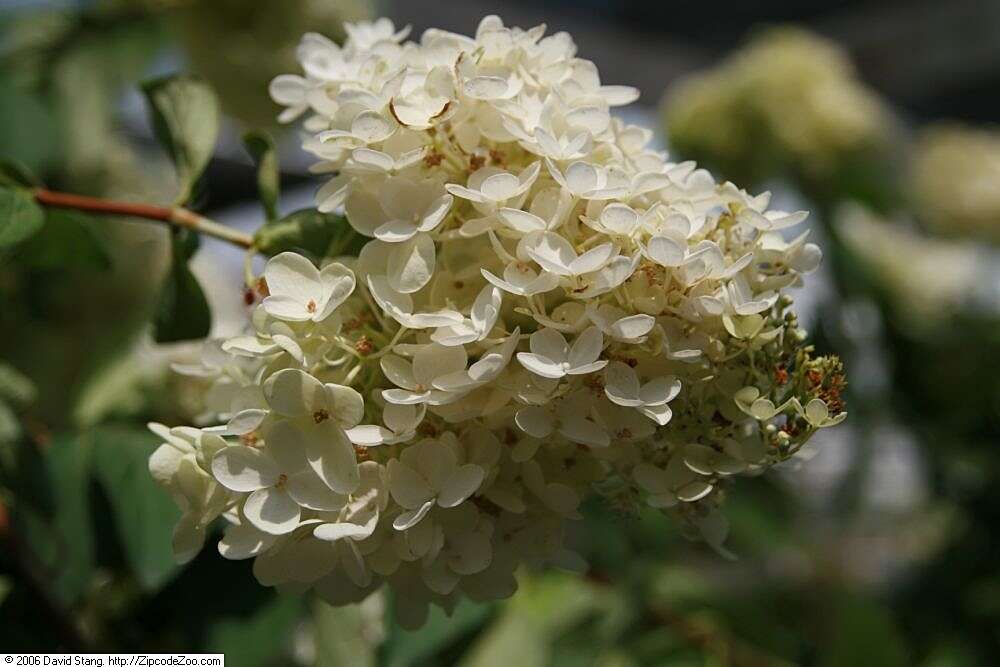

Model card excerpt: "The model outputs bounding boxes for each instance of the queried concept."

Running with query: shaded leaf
[207,594,303,667]
[0,362,36,408]
[384,597,492,667]
[19,209,111,271]
[253,207,361,259]
[0,185,44,249]
[0,160,40,188]
[89,425,182,591]
[141,74,219,204]
[154,228,211,343]
[313,598,377,667]
[243,131,280,222]
[818,593,909,667]
[11,434,94,605]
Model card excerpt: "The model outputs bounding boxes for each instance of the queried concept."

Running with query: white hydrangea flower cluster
[662,26,892,184]
[151,15,846,627]
[911,124,1000,244]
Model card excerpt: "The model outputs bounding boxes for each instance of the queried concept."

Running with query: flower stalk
[33,188,255,249]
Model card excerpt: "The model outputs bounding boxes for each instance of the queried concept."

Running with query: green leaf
[0,185,44,249]
[141,74,220,204]
[457,573,609,667]
[0,400,20,445]
[0,160,40,188]
[253,208,361,259]
[207,594,303,666]
[0,362,36,408]
[154,228,211,343]
[11,434,95,605]
[89,425,182,591]
[383,597,492,667]
[313,599,377,667]
[243,131,280,222]
[818,593,909,667]
[18,209,111,271]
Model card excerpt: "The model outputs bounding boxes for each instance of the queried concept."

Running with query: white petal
[314,521,375,542]
[218,522,277,560]
[264,252,321,303]
[285,469,347,511]
[480,173,520,201]
[316,262,356,319]
[564,162,599,194]
[437,464,485,508]
[263,368,324,417]
[325,383,365,428]
[243,487,300,535]
[305,420,360,494]
[498,208,546,233]
[600,203,638,234]
[647,235,685,267]
[559,415,609,448]
[530,326,569,361]
[570,243,614,275]
[261,295,310,321]
[387,459,433,509]
[393,499,434,531]
[380,355,417,391]
[413,343,467,386]
[517,352,566,379]
[226,409,267,436]
[639,377,681,406]
[603,362,642,406]
[639,402,673,426]
[351,110,396,143]
[464,75,509,99]
[568,327,604,367]
[212,446,278,492]
[514,407,553,438]
[610,314,655,341]
[345,424,391,446]
[388,234,436,294]
[524,232,576,276]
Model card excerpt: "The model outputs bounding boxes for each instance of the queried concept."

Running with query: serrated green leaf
[0,185,44,249]
[19,209,111,271]
[243,130,280,222]
[89,425,182,591]
[141,74,219,204]
[154,228,211,343]
[253,207,361,259]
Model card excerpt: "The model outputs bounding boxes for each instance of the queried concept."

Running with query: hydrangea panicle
[150,15,846,627]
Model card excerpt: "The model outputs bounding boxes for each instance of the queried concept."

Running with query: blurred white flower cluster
[911,124,1000,244]
[150,15,845,626]
[663,27,892,183]
[838,204,987,328]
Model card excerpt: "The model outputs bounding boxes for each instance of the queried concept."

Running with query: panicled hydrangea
[152,15,846,627]
[838,204,988,329]
[910,124,1000,244]
[662,27,892,184]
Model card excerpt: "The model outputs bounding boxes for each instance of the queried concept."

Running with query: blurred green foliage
[0,3,998,666]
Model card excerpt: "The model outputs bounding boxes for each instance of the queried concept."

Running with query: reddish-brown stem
[33,188,255,249]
